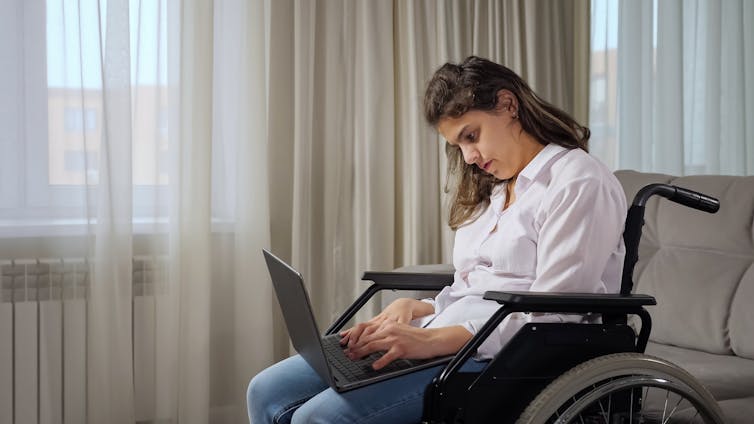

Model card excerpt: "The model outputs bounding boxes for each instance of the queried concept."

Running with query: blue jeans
[247,355,487,424]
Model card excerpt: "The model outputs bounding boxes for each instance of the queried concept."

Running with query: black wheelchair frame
[325,184,725,424]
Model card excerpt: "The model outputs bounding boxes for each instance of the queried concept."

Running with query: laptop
[262,249,454,392]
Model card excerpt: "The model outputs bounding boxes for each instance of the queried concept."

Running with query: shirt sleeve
[466,175,627,359]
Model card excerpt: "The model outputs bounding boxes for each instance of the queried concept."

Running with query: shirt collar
[516,143,568,190]
[490,143,569,204]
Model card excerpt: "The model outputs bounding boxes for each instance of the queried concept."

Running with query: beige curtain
[282,0,591,329]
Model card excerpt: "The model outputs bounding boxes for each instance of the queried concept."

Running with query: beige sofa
[616,170,754,424]
[388,170,754,422]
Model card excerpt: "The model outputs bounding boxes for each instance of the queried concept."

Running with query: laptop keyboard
[321,334,428,381]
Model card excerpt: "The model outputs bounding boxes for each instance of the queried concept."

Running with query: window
[0,0,169,235]
[63,108,98,133]
[589,0,619,169]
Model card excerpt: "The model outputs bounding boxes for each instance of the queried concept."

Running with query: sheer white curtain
[0,0,141,421]
[1,0,272,422]
[154,0,276,421]
[590,0,754,175]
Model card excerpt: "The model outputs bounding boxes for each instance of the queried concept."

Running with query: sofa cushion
[639,249,748,354]
[675,397,754,424]
[716,397,754,424]
[730,264,754,359]
[654,175,754,253]
[615,171,754,354]
[645,342,754,401]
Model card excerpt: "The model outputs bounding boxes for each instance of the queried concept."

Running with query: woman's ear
[496,89,518,114]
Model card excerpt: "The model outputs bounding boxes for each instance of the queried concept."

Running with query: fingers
[347,339,403,370]
[339,322,373,346]
[345,321,399,358]
[339,324,373,344]
[340,309,399,346]
[346,338,392,361]
[345,322,368,347]
[371,348,401,370]
[361,322,381,339]
[341,320,383,348]
[338,328,351,345]
[343,323,422,369]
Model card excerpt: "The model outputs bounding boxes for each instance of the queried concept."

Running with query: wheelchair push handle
[632,183,720,213]
[621,183,719,295]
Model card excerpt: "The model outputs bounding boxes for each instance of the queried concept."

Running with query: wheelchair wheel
[516,352,725,424]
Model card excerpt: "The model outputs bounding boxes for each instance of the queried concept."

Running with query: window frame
[1,0,172,232]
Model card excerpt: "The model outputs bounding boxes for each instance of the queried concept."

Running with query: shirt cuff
[420,297,436,308]
[409,298,437,328]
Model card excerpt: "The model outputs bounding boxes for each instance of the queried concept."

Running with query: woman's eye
[466,132,477,142]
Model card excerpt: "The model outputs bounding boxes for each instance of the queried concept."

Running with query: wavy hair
[423,56,590,230]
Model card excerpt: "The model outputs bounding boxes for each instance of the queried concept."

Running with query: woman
[247,56,626,424]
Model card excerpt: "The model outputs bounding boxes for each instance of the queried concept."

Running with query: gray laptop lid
[262,249,335,387]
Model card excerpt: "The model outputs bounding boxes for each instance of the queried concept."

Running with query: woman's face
[436,91,543,181]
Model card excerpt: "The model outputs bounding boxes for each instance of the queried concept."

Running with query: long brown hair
[423,56,590,230]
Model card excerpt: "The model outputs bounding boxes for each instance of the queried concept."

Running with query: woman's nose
[460,145,479,165]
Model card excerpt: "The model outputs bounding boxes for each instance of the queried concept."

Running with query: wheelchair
[325,183,727,423]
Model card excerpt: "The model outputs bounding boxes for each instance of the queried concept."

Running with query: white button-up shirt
[417,143,627,359]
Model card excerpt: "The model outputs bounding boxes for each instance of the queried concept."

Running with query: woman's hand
[339,298,433,349]
[344,323,472,370]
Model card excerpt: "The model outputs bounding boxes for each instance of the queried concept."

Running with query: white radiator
[0,256,166,424]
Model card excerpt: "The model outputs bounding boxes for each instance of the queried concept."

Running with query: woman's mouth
[482,160,492,171]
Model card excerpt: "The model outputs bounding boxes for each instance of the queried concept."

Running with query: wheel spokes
[661,393,685,424]
[552,376,718,424]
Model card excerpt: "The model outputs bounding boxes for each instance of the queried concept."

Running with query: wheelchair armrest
[361,271,454,291]
[325,271,453,335]
[432,291,657,405]
[483,291,657,310]
[480,291,656,349]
